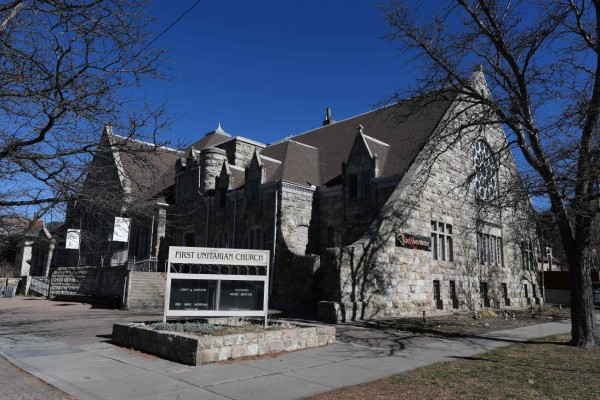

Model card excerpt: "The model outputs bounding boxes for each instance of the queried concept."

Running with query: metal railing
[78,250,128,267]
[30,276,50,296]
[132,256,158,272]
[0,286,15,298]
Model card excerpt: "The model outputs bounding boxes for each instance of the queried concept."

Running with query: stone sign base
[112,322,336,365]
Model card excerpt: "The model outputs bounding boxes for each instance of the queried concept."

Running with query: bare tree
[384,0,599,347]
[0,0,169,222]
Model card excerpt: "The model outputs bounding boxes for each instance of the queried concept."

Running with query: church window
[242,227,263,249]
[361,171,372,197]
[521,240,538,270]
[213,232,229,248]
[431,221,453,261]
[477,232,503,266]
[348,174,358,198]
[183,232,195,246]
[250,180,259,202]
[472,139,498,201]
[327,228,343,248]
[219,188,227,208]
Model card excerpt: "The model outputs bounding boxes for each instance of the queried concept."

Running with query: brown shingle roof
[262,89,457,185]
[229,166,246,189]
[111,137,183,199]
[261,140,319,186]
[112,127,233,201]
[186,131,232,153]
[362,134,390,174]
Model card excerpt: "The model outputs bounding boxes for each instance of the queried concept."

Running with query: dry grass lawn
[306,331,600,400]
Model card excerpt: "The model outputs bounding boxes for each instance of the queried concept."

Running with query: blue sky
[143,0,413,146]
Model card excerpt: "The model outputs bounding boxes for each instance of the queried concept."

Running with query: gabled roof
[261,89,457,186]
[261,140,319,186]
[109,132,183,199]
[100,88,458,202]
[229,165,245,189]
[362,132,390,173]
[186,124,232,153]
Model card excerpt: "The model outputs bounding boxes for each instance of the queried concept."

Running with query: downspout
[148,214,155,258]
[269,184,279,297]
[232,194,237,247]
[205,197,210,247]
[341,162,347,222]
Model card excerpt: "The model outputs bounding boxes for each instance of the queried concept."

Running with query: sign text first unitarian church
[168,247,269,266]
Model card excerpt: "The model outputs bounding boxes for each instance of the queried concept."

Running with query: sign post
[163,247,270,327]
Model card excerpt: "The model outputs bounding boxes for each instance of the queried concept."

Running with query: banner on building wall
[65,229,81,249]
[112,217,131,242]
[395,233,431,251]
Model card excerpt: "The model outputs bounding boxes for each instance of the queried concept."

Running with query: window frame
[477,232,503,266]
[361,170,372,197]
[431,220,453,261]
[212,231,229,248]
[348,174,358,198]
[242,226,264,250]
[327,227,343,248]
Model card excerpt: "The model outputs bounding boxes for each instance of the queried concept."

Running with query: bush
[151,322,216,335]
[0,259,19,278]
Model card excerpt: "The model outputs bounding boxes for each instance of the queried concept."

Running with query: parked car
[593,282,600,307]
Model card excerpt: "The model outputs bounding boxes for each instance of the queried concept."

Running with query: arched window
[212,231,229,248]
[242,226,263,249]
[472,139,498,201]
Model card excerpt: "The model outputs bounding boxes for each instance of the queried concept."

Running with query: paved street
[0,297,162,400]
[0,297,585,400]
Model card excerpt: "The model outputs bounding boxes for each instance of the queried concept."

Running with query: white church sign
[163,247,270,325]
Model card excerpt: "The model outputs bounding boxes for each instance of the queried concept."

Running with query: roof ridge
[287,139,318,150]
[361,133,390,147]
[274,107,386,145]
[112,133,182,154]
[277,87,458,145]
[260,155,282,164]
[210,135,267,149]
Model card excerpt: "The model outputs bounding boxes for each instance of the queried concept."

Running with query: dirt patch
[0,355,75,400]
[357,306,571,337]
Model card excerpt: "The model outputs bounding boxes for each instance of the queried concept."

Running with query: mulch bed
[357,306,571,337]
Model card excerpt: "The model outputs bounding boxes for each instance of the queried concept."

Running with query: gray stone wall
[164,93,537,318]
[279,182,315,255]
[218,139,264,167]
[200,147,227,193]
[49,266,126,301]
[328,101,538,320]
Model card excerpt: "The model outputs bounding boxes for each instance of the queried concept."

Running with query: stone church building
[66,71,542,320]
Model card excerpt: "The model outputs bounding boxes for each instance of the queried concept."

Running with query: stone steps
[128,272,166,311]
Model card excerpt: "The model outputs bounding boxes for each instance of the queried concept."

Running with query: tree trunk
[568,248,599,348]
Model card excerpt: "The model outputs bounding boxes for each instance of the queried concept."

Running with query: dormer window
[348,174,358,198]
[219,188,227,208]
[250,179,259,202]
[361,171,372,197]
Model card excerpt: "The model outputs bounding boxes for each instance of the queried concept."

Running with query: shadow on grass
[447,355,493,361]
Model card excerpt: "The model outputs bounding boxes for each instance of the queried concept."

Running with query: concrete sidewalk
[0,319,574,400]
